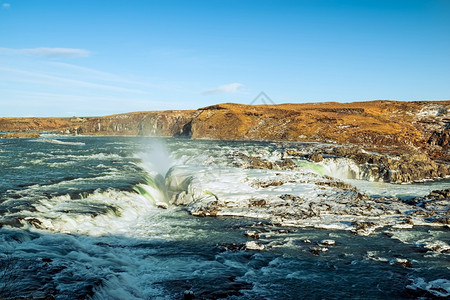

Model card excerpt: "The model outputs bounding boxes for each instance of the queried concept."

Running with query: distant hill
[1,100,449,161]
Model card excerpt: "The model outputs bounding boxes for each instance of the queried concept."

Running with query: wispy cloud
[46,62,151,86]
[0,47,90,58]
[202,82,244,95]
[0,67,144,94]
[2,3,10,9]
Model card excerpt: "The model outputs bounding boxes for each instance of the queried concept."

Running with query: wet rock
[423,241,450,253]
[218,243,246,251]
[156,203,168,209]
[245,230,260,239]
[248,156,273,169]
[315,180,356,191]
[245,241,265,251]
[434,216,450,225]
[190,204,220,217]
[319,239,336,246]
[351,221,379,235]
[405,189,450,222]
[285,149,303,157]
[279,194,303,202]
[21,217,43,229]
[404,217,414,225]
[430,189,450,199]
[308,153,324,162]
[272,229,294,234]
[182,157,448,236]
[390,258,412,268]
[278,158,297,169]
[233,153,297,170]
[352,221,376,229]
[256,181,284,188]
[310,246,329,255]
[248,199,267,207]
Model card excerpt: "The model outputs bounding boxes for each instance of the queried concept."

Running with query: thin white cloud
[202,82,244,95]
[0,67,144,94]
[47,62,128,82]
[2,3,10,9]
[45,62,185,91]
[46,62,150,86]
[0,47,90,58]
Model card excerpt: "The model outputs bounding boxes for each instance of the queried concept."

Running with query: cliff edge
[0,100,448,161]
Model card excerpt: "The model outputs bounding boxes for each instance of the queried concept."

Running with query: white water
[319,157,363,180]
[1,137,449,299]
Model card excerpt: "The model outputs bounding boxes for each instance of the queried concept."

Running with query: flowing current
[0,136,449,299]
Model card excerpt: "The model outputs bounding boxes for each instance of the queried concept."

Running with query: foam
[407,278,450,297]
[2,136,450,299]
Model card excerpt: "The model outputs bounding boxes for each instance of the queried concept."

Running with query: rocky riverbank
[291,146,449,184]
[0,131,40,138]
[131,137,450,239]
[188,182,449,237]
[1,100,449,182]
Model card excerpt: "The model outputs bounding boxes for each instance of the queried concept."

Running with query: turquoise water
[0,136,448,299]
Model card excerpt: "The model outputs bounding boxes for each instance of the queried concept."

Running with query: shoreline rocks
[177,161,450,236]
[0,132,40,139]
[299,146,449,184]
[1,100,449,164]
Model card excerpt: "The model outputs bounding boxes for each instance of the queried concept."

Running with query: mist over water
[0,136,448,299]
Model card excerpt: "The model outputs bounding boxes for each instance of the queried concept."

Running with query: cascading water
[1,137,449,299]
[133,139,195,208]
[318,157,362,180]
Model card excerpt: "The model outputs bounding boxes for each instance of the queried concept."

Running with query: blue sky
[1,0,449,117]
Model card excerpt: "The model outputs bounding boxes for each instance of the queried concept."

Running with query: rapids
[0,136,448,299]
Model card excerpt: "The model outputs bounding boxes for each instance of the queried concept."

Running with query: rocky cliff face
[0,117,86,132]
[1,100,449,161]
[70,111,198,137]
[191,101,448,147]
[189,101,450,160]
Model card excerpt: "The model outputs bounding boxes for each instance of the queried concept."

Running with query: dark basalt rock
[248,199,267,207]
[428,127,449,161]
[279,194,304,202]
[217,243,246,251]
[351,221,378,234]
[233,153,297,170]
[310,246,329,255]
[405,189,450,206]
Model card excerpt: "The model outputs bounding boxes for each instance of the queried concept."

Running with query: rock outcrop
[70,111,198,136]
[296,146,449,183]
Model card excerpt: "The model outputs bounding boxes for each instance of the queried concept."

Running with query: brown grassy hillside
[1,100,448,160]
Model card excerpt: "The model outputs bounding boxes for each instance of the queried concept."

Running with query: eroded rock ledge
[291,146,449,183]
